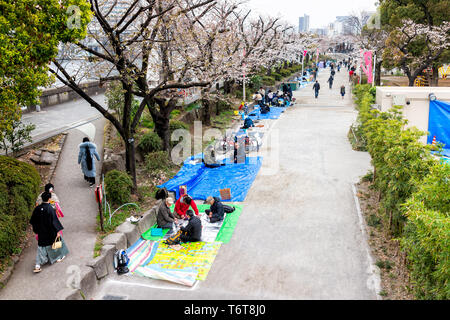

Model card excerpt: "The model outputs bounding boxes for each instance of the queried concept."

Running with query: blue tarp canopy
[158,154,263,202]
[428,100,450,157]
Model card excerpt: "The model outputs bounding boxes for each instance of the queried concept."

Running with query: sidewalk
[0,117,105,300]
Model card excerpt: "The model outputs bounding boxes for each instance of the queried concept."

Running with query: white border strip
[351,183,383,300]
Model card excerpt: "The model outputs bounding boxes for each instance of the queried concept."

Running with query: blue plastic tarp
[158,155,263,202]
[428,100,450,157]
[248,106,285,121]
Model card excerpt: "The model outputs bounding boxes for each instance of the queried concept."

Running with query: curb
[62,204,159,300]
[351,183,383,300]
[0,132,68,290]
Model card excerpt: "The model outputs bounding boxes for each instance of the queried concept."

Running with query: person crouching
[179,210,202,243]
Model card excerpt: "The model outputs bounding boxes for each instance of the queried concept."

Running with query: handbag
[52,236,62,250]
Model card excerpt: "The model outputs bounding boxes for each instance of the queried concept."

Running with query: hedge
[0,156,41,260]
[352,84,449,299]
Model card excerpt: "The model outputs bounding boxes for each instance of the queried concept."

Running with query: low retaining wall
[24,81,106,112]
[59,202,160,300]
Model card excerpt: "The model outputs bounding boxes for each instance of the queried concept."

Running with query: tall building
[298,14,310,33]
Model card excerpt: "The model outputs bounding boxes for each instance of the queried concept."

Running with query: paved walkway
[91,68,381,299]
[0,116,105,300]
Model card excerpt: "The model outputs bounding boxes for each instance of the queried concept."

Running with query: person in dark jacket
[30,192,69,273]
[327,75,334,89]
[204,196,225,223]
[180,210,202,242]
[78,137,101,187]
[156,197,178,233]
[313,81,321,99]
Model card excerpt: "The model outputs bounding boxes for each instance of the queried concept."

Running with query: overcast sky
[244,0,378,29]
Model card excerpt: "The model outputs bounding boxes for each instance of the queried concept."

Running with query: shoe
[33,266,41,273]
[57,256,66,263]
[89,183,95,188]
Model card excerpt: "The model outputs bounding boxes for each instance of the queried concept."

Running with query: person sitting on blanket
[242,116,255,129]
[204,196,225,223]
[179,210,202,243]
[156,197,178,234]
[174,195,199,220]
[260,103,270,114]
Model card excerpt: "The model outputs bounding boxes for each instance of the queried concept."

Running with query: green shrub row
[0,156,41,260]
[352,84,450,300]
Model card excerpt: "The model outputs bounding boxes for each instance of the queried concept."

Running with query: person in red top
[173,195,199,219]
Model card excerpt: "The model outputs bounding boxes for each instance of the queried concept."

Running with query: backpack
[165,230,183,245]
[223,205,236,214]
[113,250,129,275]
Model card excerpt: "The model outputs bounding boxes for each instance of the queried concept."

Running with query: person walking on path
[78,137,100,187]
[327,76,334,89]
[313,81,321,99]
[30,191,69,273]
[340,85,346,99]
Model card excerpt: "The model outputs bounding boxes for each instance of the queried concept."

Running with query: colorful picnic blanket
[134,265,198,287]
[146,241,222,281]
[126,238,160,273]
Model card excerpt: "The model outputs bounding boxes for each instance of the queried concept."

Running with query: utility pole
[372,52,377,87]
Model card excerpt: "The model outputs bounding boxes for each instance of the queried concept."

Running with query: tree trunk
[124,137,137,193]
[202,99,211,126]
[431,65,440,87]
[375,60,382,86]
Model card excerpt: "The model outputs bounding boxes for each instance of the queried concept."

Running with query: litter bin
[287,82,298,91]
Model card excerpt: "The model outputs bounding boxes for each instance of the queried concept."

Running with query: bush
[272,73,282,81]
[279,69,291,78]
[145,151,172,173]
[104,170,133,206]
[0,156,40,260]
[401,163,450,299]
[261,76,276,86]
[169,120,189,133]
[138,132,162,154]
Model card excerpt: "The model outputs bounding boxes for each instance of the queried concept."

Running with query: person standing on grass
[78,137,100,187]
[313,81,321,99]
[340,85,346,99]
[30,191,68,273]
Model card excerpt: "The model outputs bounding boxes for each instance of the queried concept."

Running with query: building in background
[299,14,310,33]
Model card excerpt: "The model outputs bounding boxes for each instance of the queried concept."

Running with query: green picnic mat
[215,204,242,243]
[185,204,243,244]
[142,224,170,241]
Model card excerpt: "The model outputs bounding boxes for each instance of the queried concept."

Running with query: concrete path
[22,94,106,145]
[91,68,380,300]
[0,115,106,300]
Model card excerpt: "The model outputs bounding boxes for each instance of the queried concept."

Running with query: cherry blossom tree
[383,19,450,86]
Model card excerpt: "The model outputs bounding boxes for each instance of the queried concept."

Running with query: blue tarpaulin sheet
[158,154,263,202]
[428,100,450,157]
[248,106,286,121]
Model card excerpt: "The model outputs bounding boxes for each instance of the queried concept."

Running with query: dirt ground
[381,76,450,87]
[356,180,415,300]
